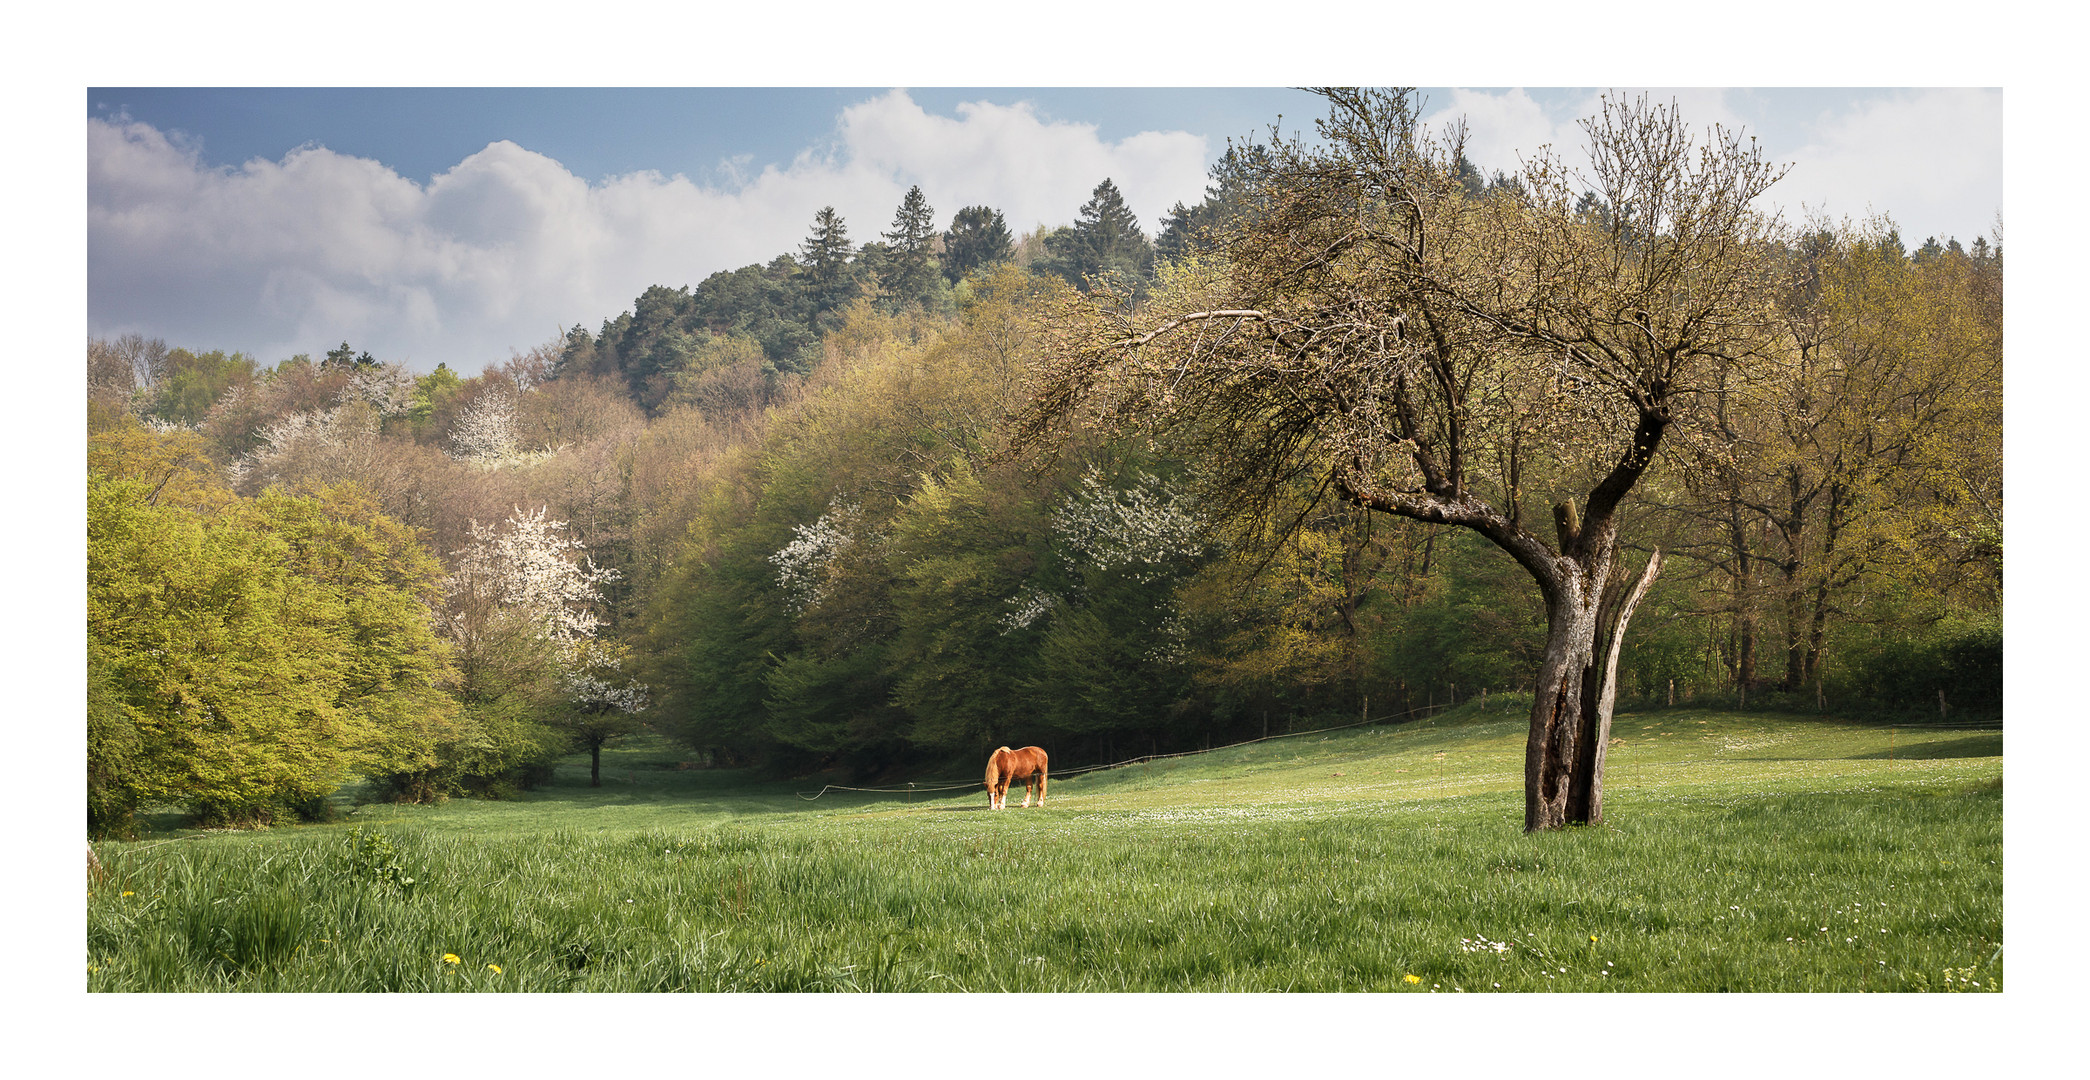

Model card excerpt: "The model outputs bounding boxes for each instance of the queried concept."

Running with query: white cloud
[88,90,1210,372]
[1420,87,2000,246]
[1422,88,1577,175]
[1778,89,2002,243]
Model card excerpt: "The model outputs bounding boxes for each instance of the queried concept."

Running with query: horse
[984,746,1049,810]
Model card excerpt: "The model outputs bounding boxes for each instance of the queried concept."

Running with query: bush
[1831,613,2001,713]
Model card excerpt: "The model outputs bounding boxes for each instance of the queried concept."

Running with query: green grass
[86,703,2002,992]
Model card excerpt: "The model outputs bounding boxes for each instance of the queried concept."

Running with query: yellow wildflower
[442,953,461,965]
[1403,974,1422,984]
[487,964,502,974]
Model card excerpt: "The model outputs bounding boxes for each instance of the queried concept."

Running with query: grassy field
[85,701,2002,992]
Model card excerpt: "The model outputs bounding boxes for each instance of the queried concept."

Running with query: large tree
[1017,88,1785,831]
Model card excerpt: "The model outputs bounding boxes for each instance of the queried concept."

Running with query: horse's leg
[1037,767,1047,807]
[1021,773,1033,808]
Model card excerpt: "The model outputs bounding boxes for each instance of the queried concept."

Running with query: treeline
[87,149,2001,828]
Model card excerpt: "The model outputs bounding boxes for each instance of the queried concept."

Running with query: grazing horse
[984,746,1049,810]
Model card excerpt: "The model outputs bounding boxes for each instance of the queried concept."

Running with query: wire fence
[794,700,1461,801]
[792,699,2002,802]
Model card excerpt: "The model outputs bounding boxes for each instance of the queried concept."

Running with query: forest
[85,91,2001,836]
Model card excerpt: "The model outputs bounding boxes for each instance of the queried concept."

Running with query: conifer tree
[881,185,940,306]
[800,206,855,319]
[943,205,1014,283]
[1045,179,1154,292]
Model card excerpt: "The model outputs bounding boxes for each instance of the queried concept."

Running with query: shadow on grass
[1846,734,2003,761]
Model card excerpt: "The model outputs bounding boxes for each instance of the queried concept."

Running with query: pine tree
[800,206,855,319]
[1045,178,1154,292]
[943,205,1014,283]
[1156,145,1271,264]
[881,186,940,306]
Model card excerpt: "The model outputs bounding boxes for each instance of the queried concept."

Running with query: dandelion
[1404,974,1422,984]
[442,953,461,965]
[1589,934,1598,942]
[487,964,502,974]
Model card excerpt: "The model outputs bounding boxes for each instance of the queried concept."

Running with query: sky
[86,86,2002,375]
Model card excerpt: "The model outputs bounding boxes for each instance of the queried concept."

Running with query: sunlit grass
[87,704,2001,991]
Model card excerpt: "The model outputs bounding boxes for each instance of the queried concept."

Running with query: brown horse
[984,746,1049,810]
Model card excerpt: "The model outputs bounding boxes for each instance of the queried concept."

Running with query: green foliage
[1041,178,1155,293]
[87,467,464,830]
[407,363,463,436]
[942,204,1014,283]
[800,205,856,324]
[879,185,941,307]
[338,826,419,892]
[143,348,259,428]
[1365,531,1546,703]
[1155,144,1270,264]
[1832,613,2002,713]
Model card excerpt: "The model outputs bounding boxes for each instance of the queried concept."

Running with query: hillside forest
[86,91,2001,836]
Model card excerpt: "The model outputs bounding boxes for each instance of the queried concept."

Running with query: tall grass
[87,706,2002,992]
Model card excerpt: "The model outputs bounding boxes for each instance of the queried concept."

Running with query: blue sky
[87,86,2000,373]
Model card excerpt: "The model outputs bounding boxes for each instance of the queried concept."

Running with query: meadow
[85,700,2002,992]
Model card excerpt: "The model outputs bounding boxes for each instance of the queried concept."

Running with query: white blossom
[561,640,649,714]
[448,505,620,645]
[449,389,546,468]
[770,501,861,612]
[1049,469,1208,581]
[999,585,1061,633]
[338,362,417,416]
[236,405,378,481]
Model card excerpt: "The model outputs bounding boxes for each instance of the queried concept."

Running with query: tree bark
[1568,549,1662,825]
[591,740,603,787]
[1525,576,1600,831]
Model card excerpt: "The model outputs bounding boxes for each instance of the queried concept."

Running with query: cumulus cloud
[88,90,1210,372]
[1779,89,2002,243]
[1419,87,1999,245]
[1422,88,1576,174]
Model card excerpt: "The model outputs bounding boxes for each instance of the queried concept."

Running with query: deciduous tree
[1018,88,1784,830]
